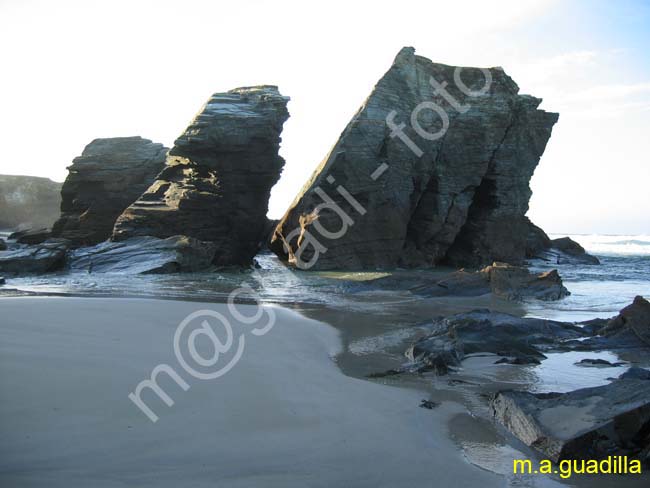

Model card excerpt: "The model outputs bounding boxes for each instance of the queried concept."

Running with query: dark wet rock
[271,47,558,270]
[495,356,542,365]
[384,262,570,301]
[578,318,609,336]
[404,298,650,376]
[525,226,600,265]
[0,175,62,230]
[67,236,218,275]
[51,137,167,247]
[620,368,650,380]
[600,296,650,347]
[0,276,5,285]
[524,218,552,258]
[0,239,69,275]
[405,310,584,374]
[15,228,52,245]
[367,369,403,379]
[419,400,440,410]
[491,374,650,463]
[482,262,569,301]
[113,86,289,267]
[0,239,6,251]
[575,358,625,367]
[551,237,596,260]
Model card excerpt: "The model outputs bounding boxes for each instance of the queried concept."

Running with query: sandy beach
[0,297,514,488]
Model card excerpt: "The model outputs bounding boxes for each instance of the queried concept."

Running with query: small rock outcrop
[0,239,69,275]
[13,228,52,245]
[405,310,587,374]
[601,295,650,346]
[271,47,558,270]
[113,86,290,267]
[51,137,167,247]
[68,236,217,274]
[402,297,650,375]
[525,224,600,265]
[365,262,569,301]
[0,175,61,230]
[491,372,650,463]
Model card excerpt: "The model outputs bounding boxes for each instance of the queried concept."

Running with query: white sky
[1,0,648,234]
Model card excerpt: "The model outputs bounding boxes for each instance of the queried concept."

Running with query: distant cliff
[0,175,62,230]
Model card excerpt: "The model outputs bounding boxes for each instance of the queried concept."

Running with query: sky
[0,0,648,234]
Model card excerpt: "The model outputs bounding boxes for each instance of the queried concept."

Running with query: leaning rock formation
[51,137,167,247]
[271,47,558,270]
[112,86,290,267]
[0,175,61,230]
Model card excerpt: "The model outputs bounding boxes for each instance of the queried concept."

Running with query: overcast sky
[0,0,648,234]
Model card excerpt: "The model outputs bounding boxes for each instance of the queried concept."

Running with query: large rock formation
[270,47,558,270]
[51,137,167,247]
[0,175,61,230]
[112,86,290,267]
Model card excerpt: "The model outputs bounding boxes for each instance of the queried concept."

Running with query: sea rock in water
[68,236,218,274]
[405,297,650,375]
[15,228,52,245]
[271,47,558,270]
[525,225,600,265]
[491,373,650,463]
[0,175,62,230]
[0,239,6,251]
[0,239,69,275]
[405,310,586,374]
[113,86,290,267]
[51,137,167,247]
[388,262,570,301]
[600,296,650,347]
[482,262,569,300]
[575,358,624,367]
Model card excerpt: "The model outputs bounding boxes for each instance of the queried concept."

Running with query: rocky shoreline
[0,46,647,473]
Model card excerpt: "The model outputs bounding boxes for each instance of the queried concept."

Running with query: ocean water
[3,233,648,316]
[526,234,650,322]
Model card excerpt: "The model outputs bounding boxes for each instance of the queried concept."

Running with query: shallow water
[3,234,650,391]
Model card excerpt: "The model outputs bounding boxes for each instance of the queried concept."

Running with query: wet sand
[0,296,507,488]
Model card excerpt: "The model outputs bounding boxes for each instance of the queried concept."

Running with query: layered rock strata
[51,137,167,246]
[113,86,290,267]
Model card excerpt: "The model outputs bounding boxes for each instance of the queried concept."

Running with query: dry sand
[0,296,513,487]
